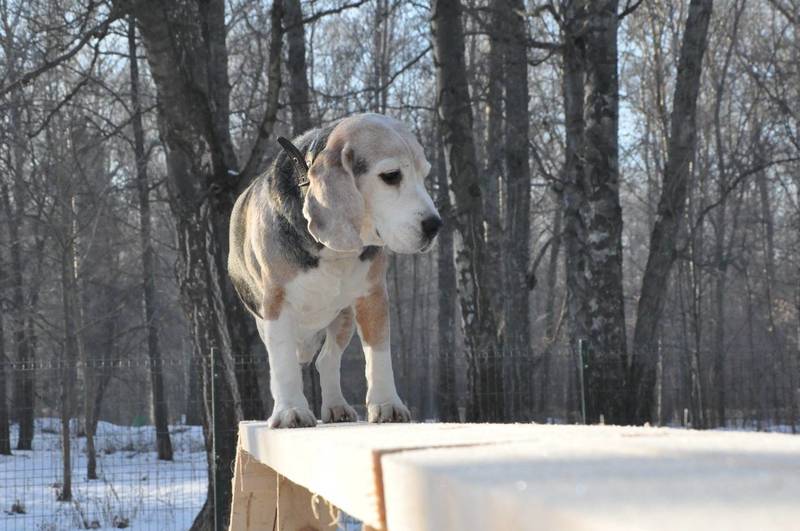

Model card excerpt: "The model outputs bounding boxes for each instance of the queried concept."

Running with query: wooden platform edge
[229,437,357,531]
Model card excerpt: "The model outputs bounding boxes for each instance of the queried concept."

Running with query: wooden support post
[230,441,342,531]
[276,473,338,530]
[229,444,277,530]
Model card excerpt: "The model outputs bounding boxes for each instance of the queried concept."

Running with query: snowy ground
[1,419,206,530]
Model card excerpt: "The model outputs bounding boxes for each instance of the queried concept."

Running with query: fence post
[577,339,588,424]
[210,346,224,531]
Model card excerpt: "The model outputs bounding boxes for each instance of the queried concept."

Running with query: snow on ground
[1,419,206,530]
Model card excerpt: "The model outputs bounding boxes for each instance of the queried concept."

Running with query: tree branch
[290,0,370,29]
[239,0,284,184]
[0,8,122,98]
[312,44,431,101]
[618,0,645,20]
[767,0,798,24]
[28,41,103,138]
[689,156,800,237]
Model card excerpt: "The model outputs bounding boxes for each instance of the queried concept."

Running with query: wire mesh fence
[1,344,798,530]
[1,358,207,530]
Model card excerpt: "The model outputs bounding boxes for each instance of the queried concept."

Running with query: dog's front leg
[355,283,411,423]
[256,313,316,428]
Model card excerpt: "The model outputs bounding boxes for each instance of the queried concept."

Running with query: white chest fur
[284,253,373,334]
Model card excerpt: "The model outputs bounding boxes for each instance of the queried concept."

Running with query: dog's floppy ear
[302,141,365,252]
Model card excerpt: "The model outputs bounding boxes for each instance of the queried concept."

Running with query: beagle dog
[228,113,442,428]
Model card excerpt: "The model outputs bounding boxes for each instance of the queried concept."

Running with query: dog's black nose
[421,216,442,240]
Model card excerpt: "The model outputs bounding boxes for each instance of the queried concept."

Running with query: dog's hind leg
[316,307,359,423]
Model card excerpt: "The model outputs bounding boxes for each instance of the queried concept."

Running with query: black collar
[277,134,323,189]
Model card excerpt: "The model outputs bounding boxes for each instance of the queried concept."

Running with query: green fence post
[577,339,588,424]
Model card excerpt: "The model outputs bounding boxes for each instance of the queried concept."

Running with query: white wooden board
[237,421,566,528]
[235,422,800,530]
[380,425,800,531]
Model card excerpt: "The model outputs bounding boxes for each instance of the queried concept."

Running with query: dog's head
[302,113,441,254]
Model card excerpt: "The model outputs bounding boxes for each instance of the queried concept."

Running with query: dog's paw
[268,405,317,429]
[321,402,359,423]
[367,399,411,423]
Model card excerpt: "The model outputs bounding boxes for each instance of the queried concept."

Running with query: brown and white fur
[228,113,441,428]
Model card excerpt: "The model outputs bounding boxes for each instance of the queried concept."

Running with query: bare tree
[434,122,459,422]
[120,0,282,525]
[537,198,563,419]
[484,2,506,318]
[1,21,36,450]
[503,0,533,419]
[431,0,505,421]
[128,15,173,461]
[57,142,79,502]
[560,0,628,423]
[0,235,10,456]
[284,0,312,134]
[630,0,714,423]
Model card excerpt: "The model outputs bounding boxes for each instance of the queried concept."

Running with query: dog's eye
[379,170,402,186]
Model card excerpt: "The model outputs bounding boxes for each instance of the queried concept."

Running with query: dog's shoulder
[229,124,342,319]
[228,177,266,318]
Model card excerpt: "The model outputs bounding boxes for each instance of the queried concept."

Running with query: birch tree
[431,0,505,421]
[561,0,628,424]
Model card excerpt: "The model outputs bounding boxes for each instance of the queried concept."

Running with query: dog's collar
[277,134,323,189]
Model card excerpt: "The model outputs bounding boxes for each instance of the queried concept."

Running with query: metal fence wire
[1,358,208,530]
[1,345,798,530]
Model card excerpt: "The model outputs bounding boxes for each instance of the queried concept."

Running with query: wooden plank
[380,425,800,531]
[237,421,562,528]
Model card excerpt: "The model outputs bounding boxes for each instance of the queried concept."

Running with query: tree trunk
[630,0,714,424]
[503,0,532,420]
[186,347,203,426]
[710,6,742,428]
[561,0,587,424]
[580,0,628,424]
[758,169,778,347]
[0,253,10,455]
[688,179,708,428]
[58,192,79,503]
[561,0,628,424]
[484,3,508,417]
[372,0,391,113]
[435,126,459,422]
[4,84,34,451]
[129,16,173,461]
[284,0,312,134]
[712,220,726,427]
[484,1,505,318]
[431,0,504,422]
[69,120,100,480]
[711,117,727,429]
[126,0,278,526]
[538,199,562,419]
